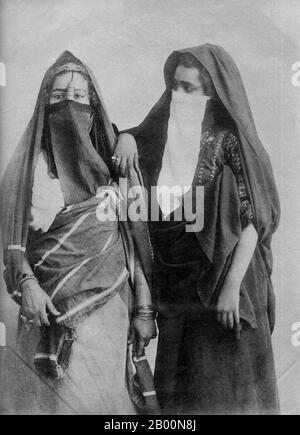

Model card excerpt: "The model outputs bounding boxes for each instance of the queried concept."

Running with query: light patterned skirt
[12,291,136,415]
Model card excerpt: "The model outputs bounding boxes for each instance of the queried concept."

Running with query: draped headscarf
[0,51,153,301]
[127,44,280,304]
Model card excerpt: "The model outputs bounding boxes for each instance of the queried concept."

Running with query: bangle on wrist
[135,315,156,321]
[135,304,157,321]
[19,274,38,291]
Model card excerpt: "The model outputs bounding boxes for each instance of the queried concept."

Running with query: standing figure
[0,51,157,415]
[115,44,280,415]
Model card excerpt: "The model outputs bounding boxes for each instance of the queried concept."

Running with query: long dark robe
[125,44,280,415]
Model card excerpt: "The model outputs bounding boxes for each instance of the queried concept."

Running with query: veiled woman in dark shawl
[115,44,280,415]
[0,51,159,415]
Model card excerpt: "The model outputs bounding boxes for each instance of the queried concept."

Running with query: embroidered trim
[34,353,58,362]
[224,132,254,225]
[210,132,225,182]
[197,131,226,184]
[50,62,88,78]
[143,391,157,397]
[197,131,212,184]
[34,353,64,379]
[8,245,26,253]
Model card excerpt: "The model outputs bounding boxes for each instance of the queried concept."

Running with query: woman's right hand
[112,133,139,177]
[216,277,241,340]
[128,317,157,359]
[21,280,61,327]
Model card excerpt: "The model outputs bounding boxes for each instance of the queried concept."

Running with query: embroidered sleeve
[224,132,254,228]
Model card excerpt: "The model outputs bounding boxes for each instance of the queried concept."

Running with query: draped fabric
[157,91,209,216]
[30,152,65,233]
[124,44,280,414]
[44,100,110,206]
[0,51,158,415]
[27,193,128,326]
[0,51,153,303]
[126,43,280,308]
[11,291,156,415]
[164,45,280,274]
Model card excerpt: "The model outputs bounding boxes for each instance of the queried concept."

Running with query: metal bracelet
[19,274,38,291]
[135,314,156,321]
[135,304,155,313]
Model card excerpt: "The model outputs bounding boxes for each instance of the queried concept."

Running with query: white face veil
[157,89,210,217]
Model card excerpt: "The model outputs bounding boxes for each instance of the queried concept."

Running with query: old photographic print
[0,0,299,421]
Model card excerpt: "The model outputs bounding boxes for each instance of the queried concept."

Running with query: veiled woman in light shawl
[115,44,281,415]
[0,51,158,415]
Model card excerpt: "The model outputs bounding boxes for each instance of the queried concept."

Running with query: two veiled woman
[0,51,157,415]
[116,44,281,415]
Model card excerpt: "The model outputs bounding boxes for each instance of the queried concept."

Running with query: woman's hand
[128,317,157,358]
[21,280,61,327]
[216,277,241,339]
[112,133,139,177]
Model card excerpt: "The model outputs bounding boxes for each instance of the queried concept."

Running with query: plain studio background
[0,0,300,415]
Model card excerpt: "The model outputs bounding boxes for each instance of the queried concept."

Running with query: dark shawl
[126,44,280,321]
[0,51,153,302]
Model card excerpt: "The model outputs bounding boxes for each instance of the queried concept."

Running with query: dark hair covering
[0,51,153,301]
[176,52,216,98]
[0,52,115,297]
[130,44,280,280]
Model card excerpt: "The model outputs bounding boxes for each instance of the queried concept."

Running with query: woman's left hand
[216,278,241,339]
[128,317,157,358]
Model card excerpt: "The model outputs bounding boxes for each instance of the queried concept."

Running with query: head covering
[128,43,280,281]
[0,51,152,300]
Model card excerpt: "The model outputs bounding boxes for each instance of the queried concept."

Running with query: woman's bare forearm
[22,254,34,275]
[134,258,153,307]
[226,223,258,288]
[133,248,153,307]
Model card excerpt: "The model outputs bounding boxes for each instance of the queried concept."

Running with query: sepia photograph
[0,0,299,419]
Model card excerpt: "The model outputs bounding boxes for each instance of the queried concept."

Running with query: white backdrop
[0,0,300,414]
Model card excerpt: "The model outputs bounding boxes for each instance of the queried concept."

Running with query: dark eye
[183,84,194,94]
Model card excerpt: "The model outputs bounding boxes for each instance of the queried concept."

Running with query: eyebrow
[174,79,197,88]
[51,88,87,93]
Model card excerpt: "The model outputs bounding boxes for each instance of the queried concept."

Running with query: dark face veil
[1,51,154,303]
[0,51,118,300]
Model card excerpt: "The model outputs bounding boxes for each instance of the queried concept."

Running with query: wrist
[134,304,157,321]
[121,132,134,140]
[221,279,241,297]
[120,133,137,148]
[19,274,38,292]
[225,271,242,287]
[133,316,154,324]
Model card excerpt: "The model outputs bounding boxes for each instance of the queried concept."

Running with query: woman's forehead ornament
[46,61,93,102]
[51,62,88,78]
